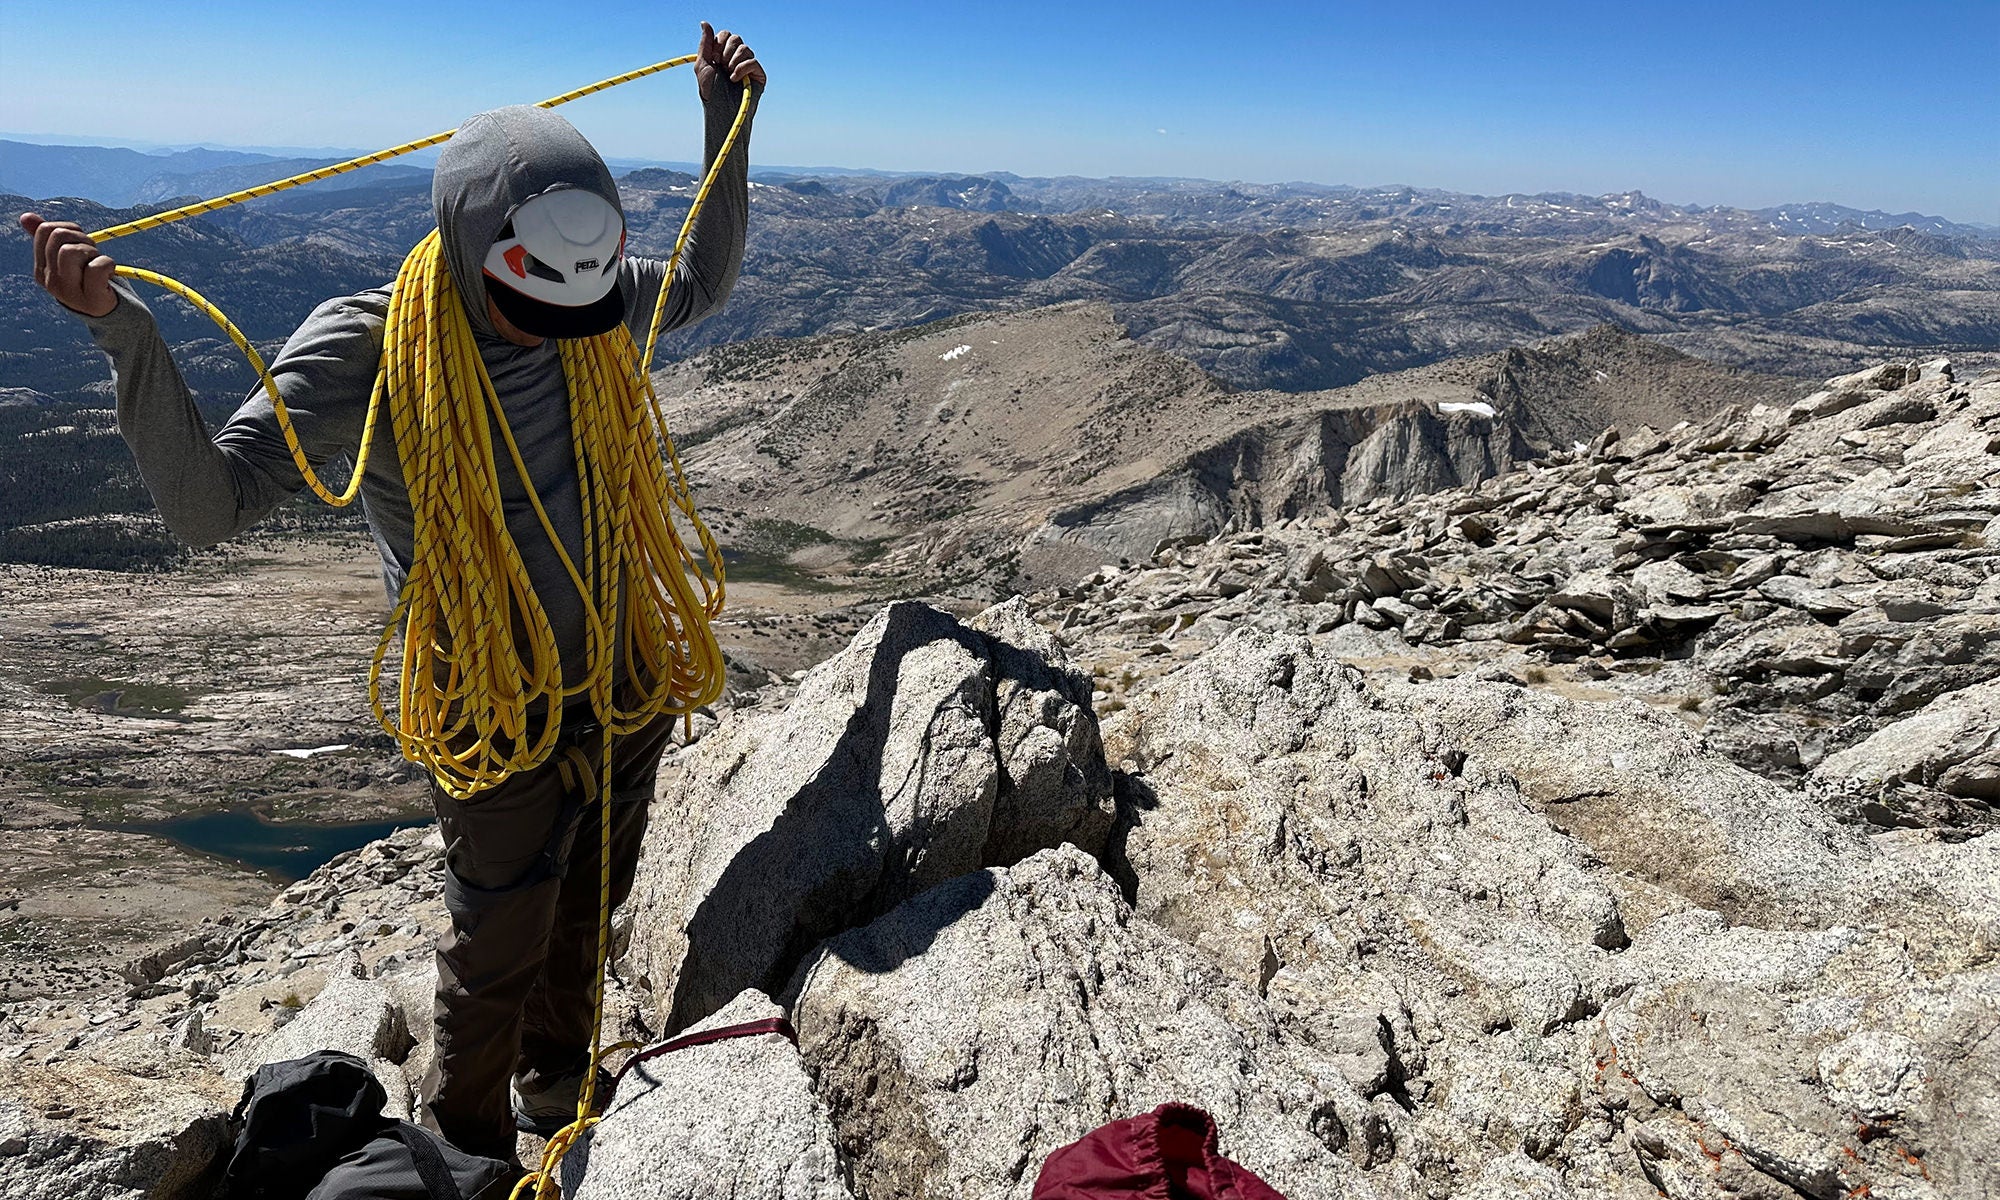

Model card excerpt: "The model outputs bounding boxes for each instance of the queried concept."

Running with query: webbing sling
[609,1017,799,1094]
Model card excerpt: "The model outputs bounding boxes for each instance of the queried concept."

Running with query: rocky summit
[1052,357,2000,834]
[4,358,1998,1200]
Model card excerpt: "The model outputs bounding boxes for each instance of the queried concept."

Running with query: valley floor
[0,534,905,1003]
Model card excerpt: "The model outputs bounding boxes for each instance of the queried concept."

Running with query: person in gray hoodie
[22,24,766,1165]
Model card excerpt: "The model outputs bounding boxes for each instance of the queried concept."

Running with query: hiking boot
[510,1065,615,1136]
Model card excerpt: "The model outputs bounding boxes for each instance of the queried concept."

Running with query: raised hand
[695,21,765,101]
[19,212,117,318]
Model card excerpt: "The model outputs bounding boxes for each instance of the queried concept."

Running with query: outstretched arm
[19,212,381,547]
[623,23,766,342]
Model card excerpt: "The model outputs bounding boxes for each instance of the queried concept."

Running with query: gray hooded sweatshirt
[81,84,756,689]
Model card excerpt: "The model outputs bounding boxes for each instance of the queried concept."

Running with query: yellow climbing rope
[89,56,704,244]
[87,56,751,1199]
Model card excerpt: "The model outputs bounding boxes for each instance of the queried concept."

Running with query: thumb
[18,212,42,235]
[84,253,117,300]
[699,20,717,57]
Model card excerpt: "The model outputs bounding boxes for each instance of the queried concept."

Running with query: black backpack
[221,1050,517,1200]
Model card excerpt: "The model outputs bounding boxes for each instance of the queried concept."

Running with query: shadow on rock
[625,598,1115,1035]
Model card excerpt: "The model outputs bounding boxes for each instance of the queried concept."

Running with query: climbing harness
[87,55,754,1199]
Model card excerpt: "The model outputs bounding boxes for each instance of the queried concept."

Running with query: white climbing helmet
[481,187,627,338]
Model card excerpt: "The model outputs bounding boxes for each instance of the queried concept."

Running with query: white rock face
[790,847,1380,1200]
[564,990,851,1200]
[1404,675,1874,928]
[622,598,1114,1034]
[0,1059,231,1200]
[1108,631,1627,1017]
[1097,629,1999,1200]
[227,968,414,1120]
[1816,678,2000,803]
[1817,1031,1929,1121]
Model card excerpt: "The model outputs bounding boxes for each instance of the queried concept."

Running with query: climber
[20,23,766,1167]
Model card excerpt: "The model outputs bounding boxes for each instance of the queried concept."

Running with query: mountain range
[2,145,1994,414]
[7,136,1992,233]
[1,138,1996,574]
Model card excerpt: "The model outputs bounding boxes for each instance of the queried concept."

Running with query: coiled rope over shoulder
[89,57,752,1199]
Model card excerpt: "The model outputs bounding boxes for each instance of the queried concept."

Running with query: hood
[431,104,625,340]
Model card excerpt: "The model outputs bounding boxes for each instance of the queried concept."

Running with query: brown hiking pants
[417,711,677,1161]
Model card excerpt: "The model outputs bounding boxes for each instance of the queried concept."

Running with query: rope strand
[85,56,699,245]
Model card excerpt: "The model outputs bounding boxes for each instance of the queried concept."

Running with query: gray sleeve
[622,78,759,344]
[80,281,387,548]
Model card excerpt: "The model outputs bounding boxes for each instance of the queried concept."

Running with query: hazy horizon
[3,128,1992,231]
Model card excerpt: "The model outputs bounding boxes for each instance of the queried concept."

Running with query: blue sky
[2,0,1994,222]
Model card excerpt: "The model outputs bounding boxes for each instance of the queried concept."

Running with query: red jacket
[1032,1103,1289,1200]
